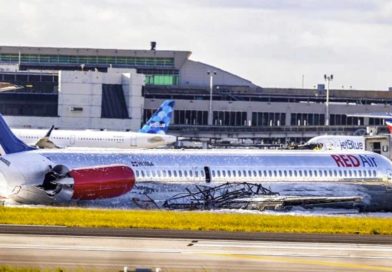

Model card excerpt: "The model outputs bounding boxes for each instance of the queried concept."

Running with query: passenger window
[268,170,272,177]
[222,170,226,177]
[141,171,145,177]
[249,170,252,177]
[238,171,242,177]
[194,170,198,178]
[274,170,277,177]
[228,171,231,177]
[184,170,188,177]
[243,170,247,177]
[309,171,312,177]
[258,170,262,177]
[173,170,177,178]
[252,170,256,177]
[298,170,302,177]
[135,170,139,177]
[363,170,367,177]
[278,170,282,177]
[373,170,377,177]
[368,170,372,177]
[283,170,287,177]
[217,170,221,177]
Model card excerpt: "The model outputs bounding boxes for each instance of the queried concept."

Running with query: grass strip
[0,206,392,235]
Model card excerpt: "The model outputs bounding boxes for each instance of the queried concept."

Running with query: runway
[1,233,392,271]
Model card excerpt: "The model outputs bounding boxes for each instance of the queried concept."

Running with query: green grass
[1,206,392,235]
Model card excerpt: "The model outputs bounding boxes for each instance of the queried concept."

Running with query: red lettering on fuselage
[331,155,345,167]
[347,155,360,167]
[331,154,361,167]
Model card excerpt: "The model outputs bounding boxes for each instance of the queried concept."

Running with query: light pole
[324,74,333,126]
[207,71,216,125]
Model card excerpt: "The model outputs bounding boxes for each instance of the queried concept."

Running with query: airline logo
[331,154,377,167]
[150,121,166,128]
[339,140,363,150]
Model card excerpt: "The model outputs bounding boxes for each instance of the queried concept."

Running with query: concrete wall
[6,68,145,131]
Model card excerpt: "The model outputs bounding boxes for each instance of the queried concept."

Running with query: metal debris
[162,182,277,210]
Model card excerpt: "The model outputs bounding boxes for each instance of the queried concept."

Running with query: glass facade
[213,111,247,126]
[291,113,325,126]
[330,114,364,126]
[0,53,175,68]
[145,74,179,85]
[252,112,286,126]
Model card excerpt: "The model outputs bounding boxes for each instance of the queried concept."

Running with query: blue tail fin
[0,114,35,154]
[139,100,175,134]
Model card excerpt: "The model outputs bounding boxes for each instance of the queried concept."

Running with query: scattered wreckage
[132,182,362,211]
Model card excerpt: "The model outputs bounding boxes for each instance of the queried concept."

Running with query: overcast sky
[0,0,391,90]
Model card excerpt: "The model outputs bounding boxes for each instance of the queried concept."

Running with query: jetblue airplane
[10,100,176,149]
[302,113,392,152]
[304,135,365,151]
[0,115,391,205]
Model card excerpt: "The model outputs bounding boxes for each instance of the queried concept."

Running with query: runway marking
[209,253,392,271]
[0,244,181,254]
[195,241,392,251]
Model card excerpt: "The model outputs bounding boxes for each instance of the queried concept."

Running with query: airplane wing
[346,112,392,119]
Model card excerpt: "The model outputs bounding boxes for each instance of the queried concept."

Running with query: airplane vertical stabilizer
[386,119,392,133]
[139,100,175,134]
[0,114,35,154]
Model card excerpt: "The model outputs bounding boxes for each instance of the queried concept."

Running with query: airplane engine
[3,152,135,204]
[69,165,135,200]
[43,164,135,201]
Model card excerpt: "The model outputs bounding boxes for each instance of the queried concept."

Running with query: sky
[0,0,391,90]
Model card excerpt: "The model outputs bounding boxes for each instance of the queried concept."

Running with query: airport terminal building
[0,44,391,145]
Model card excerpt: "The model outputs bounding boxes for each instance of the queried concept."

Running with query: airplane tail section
[139,100,175,134]
[386,119,392,133]
[0,114,35,154]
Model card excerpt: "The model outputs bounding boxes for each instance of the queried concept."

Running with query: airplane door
[130,136,137,147]
[204,166,211,183]
[70,135,76,146]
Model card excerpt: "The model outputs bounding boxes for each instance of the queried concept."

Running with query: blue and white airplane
[0,114,392,204]
[10,100,176,149]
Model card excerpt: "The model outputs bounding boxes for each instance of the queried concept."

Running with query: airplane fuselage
[34,149,392,184]
[1,149,392,204]
[12,128,176,149]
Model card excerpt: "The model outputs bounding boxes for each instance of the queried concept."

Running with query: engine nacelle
[69,165,135,200]
[0,151,135,204]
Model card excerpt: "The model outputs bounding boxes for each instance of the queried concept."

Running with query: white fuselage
[12,128,176,149]
[1,149,392,203]
[306,135,365,151]
[35,149,392,184]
